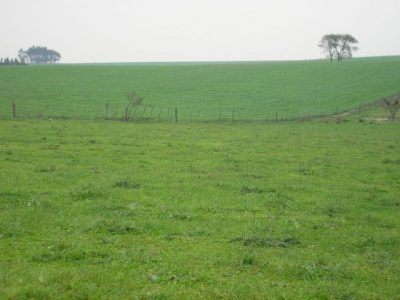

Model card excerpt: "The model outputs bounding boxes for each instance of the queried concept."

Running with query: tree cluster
[18,46,61,64]
[319,34,358,62]
[0,57,26,66]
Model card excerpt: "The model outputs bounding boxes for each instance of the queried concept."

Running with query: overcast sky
[1,0,399,63]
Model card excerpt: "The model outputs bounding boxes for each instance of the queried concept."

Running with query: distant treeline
[18,46,61,64]
[0,46,61,66]
[0,57,27,66]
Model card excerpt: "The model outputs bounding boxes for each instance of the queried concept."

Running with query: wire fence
[0,100,379,123]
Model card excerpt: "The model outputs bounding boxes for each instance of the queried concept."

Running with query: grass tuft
[113,180,141,189]
[231,236,300,248]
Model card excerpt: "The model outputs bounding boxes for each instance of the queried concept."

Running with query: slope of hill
[0,56,399,120]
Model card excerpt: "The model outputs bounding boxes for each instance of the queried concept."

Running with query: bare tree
[336,34,358,62]
[319,34,358,62]
[382,93,400,121]
[318,34,338,62]
[124,91,144,121]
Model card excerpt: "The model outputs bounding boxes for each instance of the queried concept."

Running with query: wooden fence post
[275,111,278,121]
[140,106,146,119]
[175,107,178,123]
[12,100,16,118]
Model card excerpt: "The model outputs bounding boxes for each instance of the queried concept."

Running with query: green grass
[0,57,399,120]
[1,119,399,298]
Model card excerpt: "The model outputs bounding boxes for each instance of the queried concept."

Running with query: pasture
[0,57,399,299]
[0,119,399,299]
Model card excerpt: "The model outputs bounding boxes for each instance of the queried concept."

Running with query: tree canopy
[19,46,61,64]
[319,34,358,62]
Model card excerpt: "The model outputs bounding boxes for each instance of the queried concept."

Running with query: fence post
[12,100,16,118]
[275,111,278,121]
[175,107,178,123]
[231,109,235,123]
[140,106,146,119]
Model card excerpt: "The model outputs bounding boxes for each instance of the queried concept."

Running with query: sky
[1,0,399,63]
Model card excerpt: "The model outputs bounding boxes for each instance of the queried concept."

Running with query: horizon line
[43,55,400,65]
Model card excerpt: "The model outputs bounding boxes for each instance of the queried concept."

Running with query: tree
[318,34,338,62]
[382,93,400,121]
[124,91,144,121]
[48,49,61,64]
[0,56,26,66]
[336,34,358,62]
[319,34,358,62]
[18,48,29,64]
[22,46,61,64]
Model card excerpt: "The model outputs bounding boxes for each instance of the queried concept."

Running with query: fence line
[0,100,380,123]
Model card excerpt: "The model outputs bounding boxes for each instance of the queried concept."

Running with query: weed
[0,191,30,208]
[171,214,192,221]
[241,186,264,194]
[231,236,300,248]
[71,184,105,201]
[113,180,141,189]
[382,159,400,165]
[242,256,255,265]
[298,166,314,176]
[35,164,56,172]
[88,220,142,235]
[32,243,111,264]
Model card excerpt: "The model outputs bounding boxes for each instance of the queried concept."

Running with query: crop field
[1,118,399,299]
[0,57,400,121]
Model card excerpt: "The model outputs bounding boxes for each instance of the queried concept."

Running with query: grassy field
[0,57,400,120]
[1,118,399,299]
